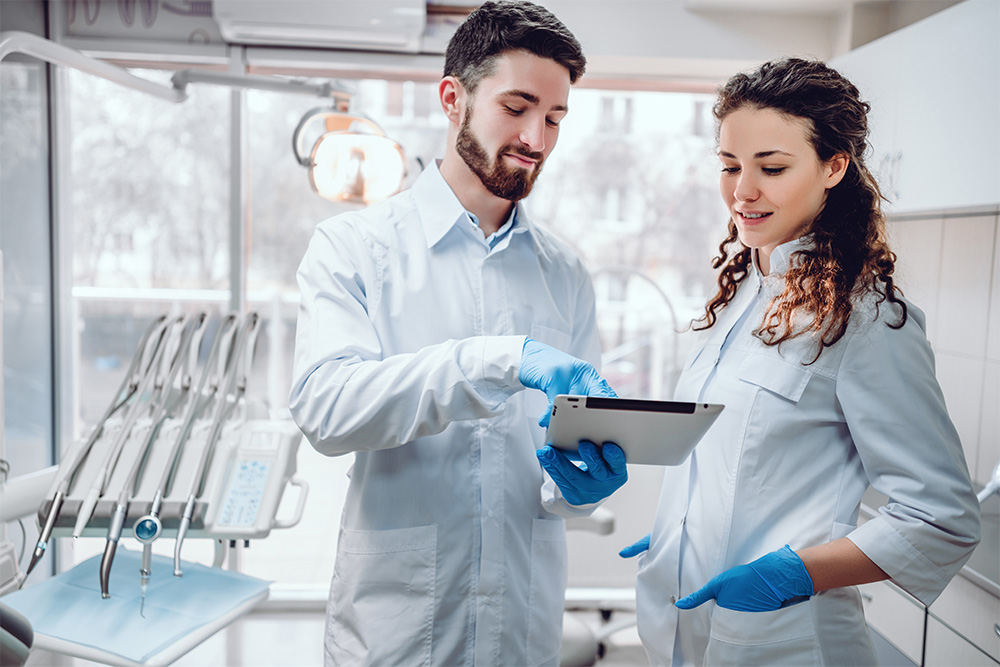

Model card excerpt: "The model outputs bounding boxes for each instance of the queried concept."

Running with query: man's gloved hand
[619,534,651,558]
[675,545,814,612]
[518,339,616,427]
[537,441,627,506]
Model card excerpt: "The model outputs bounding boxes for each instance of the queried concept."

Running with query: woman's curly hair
[697,58,906,362]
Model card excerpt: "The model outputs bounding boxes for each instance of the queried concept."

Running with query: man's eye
[504,106,524,115]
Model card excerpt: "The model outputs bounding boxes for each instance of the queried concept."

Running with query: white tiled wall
[886,208,1000,487]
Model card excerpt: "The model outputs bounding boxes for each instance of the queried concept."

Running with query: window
[63,68,231,568]
[60,67,726,585]
[1,60,54,504]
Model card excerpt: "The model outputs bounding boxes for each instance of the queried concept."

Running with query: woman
[626,58,981,665]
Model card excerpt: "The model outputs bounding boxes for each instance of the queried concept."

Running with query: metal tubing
[0,31,186,102]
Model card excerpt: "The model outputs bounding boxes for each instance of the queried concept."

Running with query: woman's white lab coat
[635,238,981,665]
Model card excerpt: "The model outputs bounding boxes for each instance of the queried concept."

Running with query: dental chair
[560,506,638,666]
[0,601,33,667]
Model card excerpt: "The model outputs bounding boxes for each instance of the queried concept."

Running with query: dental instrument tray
[33,313,309,574]
[545,395,724,466]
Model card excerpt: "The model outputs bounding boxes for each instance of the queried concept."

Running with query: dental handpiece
[158,315,236,577]
[99,316,192,598]
[74,318,172,537]
[100,502,128,598]
[134,493,163,617]
[174,313,258,576]
[25,316,167,580]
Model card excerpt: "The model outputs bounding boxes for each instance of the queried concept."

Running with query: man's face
[455,50,571,201]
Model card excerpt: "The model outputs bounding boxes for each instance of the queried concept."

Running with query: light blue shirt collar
[412,160,526,250]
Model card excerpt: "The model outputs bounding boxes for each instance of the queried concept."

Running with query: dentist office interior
[0,0,997,665]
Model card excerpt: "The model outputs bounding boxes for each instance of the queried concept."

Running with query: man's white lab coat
[290,161,603,666]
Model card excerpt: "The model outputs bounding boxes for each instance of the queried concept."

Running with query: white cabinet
[925,616,999,667]
[860,577,1000,666]
[928,572,1000,664]
[832,0,1000,214]
[859,580,925,664]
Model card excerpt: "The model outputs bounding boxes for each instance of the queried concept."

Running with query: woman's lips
[736,210,772,224]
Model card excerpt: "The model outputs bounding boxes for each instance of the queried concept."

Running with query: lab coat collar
[412,160,543,256]
[753,235,814,278]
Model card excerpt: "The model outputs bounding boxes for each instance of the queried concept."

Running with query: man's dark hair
[444,1,586,94]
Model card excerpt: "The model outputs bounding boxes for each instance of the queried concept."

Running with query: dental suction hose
[100,502,128,598]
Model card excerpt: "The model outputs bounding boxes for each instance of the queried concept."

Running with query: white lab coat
[635,237,981,665]
[289,161,603,666]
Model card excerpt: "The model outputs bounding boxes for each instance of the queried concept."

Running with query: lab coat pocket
[705,602,820,665]
[737,354,812,403]
[328,524,437,666]
[526,518,568,666]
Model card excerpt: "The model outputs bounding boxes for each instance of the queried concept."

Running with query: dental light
[171,69,406,205]
[292,105,406,204]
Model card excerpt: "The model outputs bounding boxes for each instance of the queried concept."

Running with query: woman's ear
[825,153,850,189]
[439,76,464,125]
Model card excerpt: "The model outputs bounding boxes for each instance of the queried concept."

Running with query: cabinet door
[859,581,925,664]
[889,0,1000,213]
[929,574,1000,663]
[832,0,1000,214]
[925,616,1000,667]
[830,30,901,204]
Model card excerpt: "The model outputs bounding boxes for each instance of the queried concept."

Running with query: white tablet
[545,395,724,466]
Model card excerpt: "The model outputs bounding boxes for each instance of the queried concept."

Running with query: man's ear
[825,153,850,189]
[439,76,465,125]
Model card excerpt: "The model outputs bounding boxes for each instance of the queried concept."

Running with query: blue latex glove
[675,545,814,612]
[619,534,651,558]
[537,441,627,506]
[518,339,617,427]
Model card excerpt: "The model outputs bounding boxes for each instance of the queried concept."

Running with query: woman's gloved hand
[619,534,651,558]
[676,545,814,612]
[518,339,616,427]
[537,441,627,506]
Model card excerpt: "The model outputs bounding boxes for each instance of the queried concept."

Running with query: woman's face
[718,106,847,273]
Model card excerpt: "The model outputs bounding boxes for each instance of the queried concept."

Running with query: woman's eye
[721,166,740,174]
[546,118,560,127]
[763,167,787,175]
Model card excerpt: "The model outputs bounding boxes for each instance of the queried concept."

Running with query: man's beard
[455,108,544,202]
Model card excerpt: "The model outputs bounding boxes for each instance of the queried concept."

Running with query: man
[289,2,626,664]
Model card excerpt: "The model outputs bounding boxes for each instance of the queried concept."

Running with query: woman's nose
[734,173,759,201]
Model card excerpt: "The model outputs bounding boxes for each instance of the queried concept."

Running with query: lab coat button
[487,510,494,519]
[670,595,676,604]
